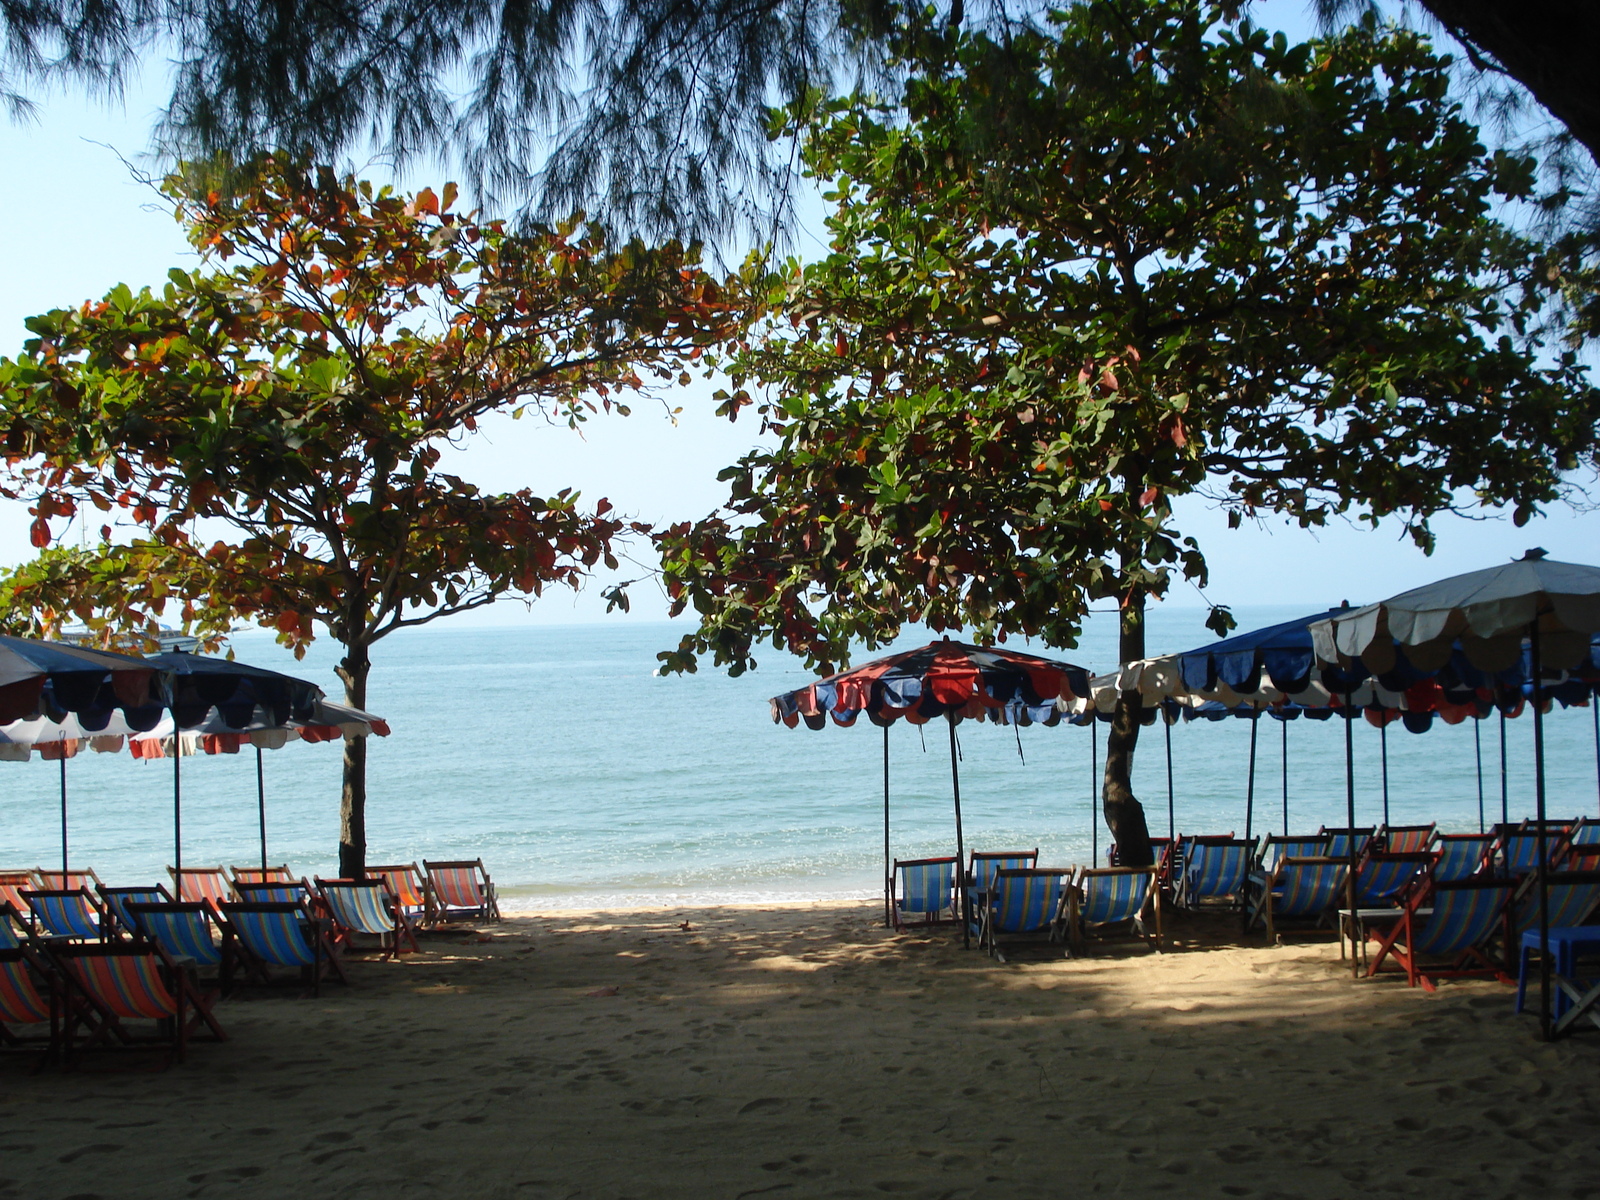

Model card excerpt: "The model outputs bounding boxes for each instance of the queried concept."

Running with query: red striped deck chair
[50,941,225,1066]
[367,864,430,925]
[1,903,28,950]
[1069,867,1160,953]
[1365,877,1515,991]
[35,868,106,892]
[0,946,61,1066]
[168,866,232,911]
[98,885,175,937]
[23,888,109,941]
[1377,824,1436,854]
[0,872,36,925]
[316,878,420,959]
[423,859,500,923]
[230,864,294,886]
[219,901,347,996]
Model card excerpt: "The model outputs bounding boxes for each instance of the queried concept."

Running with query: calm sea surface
[2,606,1595,909]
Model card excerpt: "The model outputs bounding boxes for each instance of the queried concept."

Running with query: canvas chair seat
[50,941,225,1067]
[1248,857,1347,940]
[1366,878,1514,991]
[1069,867,1159,953]
[978,868,1071,962]
[23,889,107,941]
[423,859,501,923]
[891,857,957,930]
[1433,834,1494,882]
[220,901,347,996]
[316,879,419,959]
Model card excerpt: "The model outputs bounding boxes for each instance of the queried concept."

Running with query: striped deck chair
[23,888,108,941]
[890,856,958,930]
[1256,835,1329,874]
[977,868,1071,962]
[1068,867,1159,953]
[97,885,175,937]
[1,903,29,949]
[1498,832,1558,878]
[220,901,347,995]
[964,849,1039,934]
[168,866,233,911]
[1377,824,1436,854]
[34,868,105,892]
[1175,838,1253,910]
[1507,870,1600,943]
[1107,837,1172,870]
[367,864,431,925]
[1366,877,1515,991]
[316,878,419,959]
[0,872,34,922]
[230,864,295,887]
[1249,857,1347,940]
[50,941,225,1066]
[0,946,60,1064]
[1353,852,1433,908]
[125,902,232,994]
[233,879,311,906]
[1319,827,1375,860]
[1433,833,1494,882]
[423,859,501,923]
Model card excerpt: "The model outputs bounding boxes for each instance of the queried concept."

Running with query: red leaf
[29,518,50,548]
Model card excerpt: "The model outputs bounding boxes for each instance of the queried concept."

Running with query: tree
[653,1,1600,864]
[0,161,743,875]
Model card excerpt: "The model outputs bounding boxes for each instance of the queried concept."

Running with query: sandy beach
[2,902,1594,1199]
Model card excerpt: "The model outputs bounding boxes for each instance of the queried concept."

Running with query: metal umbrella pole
[1344,694,1358,976]
[882,724,891,928]
[1090,717,1099,864]
[257,745,270,873]
[1165,713,1175,842]
[1475,716,1485,834]
[1380,721,1390,827]
[1244,708,1259,845]
[1593,699,1599,815]
[1500,708,1509,825]
[58,753,68,875]
[1531,625,1552,1041]
[172,738,183,885]
[946,712,968,949]
[1281,716,1289,835]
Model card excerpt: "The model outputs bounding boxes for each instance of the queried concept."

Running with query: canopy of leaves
[0,161,746,661]
[656,1,1599,678]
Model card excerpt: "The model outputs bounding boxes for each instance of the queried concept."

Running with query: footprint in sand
[738,1098,788,1115]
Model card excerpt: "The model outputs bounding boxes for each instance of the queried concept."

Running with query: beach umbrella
[770,637,1090,945]
[1311,550,1600,1038]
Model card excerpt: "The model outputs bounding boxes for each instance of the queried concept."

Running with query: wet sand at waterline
[1,902,1592,1200]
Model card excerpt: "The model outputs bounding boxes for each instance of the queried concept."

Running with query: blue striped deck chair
[0,903,27,950]
[0,945,60,1065]
[1319,827,1374,860]
[964,849,1038,935]
[124,902,232,995]
[220,900,347,996]
[1069,867,1159,953]
[233,879,311,905]
[1255,835,1329,875]
[977,868,1071,962]
[1366,878,1515,991]
[1508,870,1600,942]
[316,878,420,959]
[1499,832,1557,878]
[1176,838,1253,910]
[1377,824,1436,854]
[97,885,174,937]
[1433,834,1494,882]
[1353,852,1433,908]
[22,889,108,941]
[49,940,226,1066]
[1249,857,1347,940]
[890,857,958,930]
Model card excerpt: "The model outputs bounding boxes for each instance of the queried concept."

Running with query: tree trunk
[1102,587,1155,867]
[337,643,371,878]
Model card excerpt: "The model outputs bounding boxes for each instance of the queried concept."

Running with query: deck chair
[97,885,174,937]
[168,866,232,910]
[1366,877,1515,991]
[1255,835,1329,874]
[1108,837,1172,869]
[34,868,105,892]
[220,901,347,996]
[890,857,958,930]
[1353,852,1434,908]
[1507,870,1600,943]
[1068,867,1159,953]
[233,879,311,905]
[977,868,1071,962]
[964,849,1039,933]
[423,859,501,923]
[0,946,60,1065]
[367,864,430,925]
[1377,824,1436,854]
[0,903,29,950]
[23,888,108,941]
[1433,833,1494,882]
[124,902,233,993]
[1249,857,1347,940]
[50,941,225,1066]
[1175,838,1253,910]
[1498,831,1558,878]
[230,864,294,887]
[0,872,33,921]
[1319,827,1375,860]
[316,878,419,959]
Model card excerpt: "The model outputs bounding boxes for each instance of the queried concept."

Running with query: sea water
[0,605,1595,909]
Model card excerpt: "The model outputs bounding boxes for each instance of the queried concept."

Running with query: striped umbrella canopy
[772,637,1091,944]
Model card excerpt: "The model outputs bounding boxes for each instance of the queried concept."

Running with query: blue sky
[1,2,1596,633]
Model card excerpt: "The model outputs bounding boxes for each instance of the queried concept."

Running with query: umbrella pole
[173,738,183,881]
[1344,694,1358,977]
[1281,717,1289,835]
[883,724,891,929]
[1593,699,1598,817]
[946,713,968,949]
[1499,708,1509,826]
[59,753,68,876]
[1244,709,1258,845]
[1475,716,1485,834]
[1531,624,1551,1041]
[1380,721,1390,827]
[257,745,269,873]
[1091,717,1098,864]
[1165,714,1175,842]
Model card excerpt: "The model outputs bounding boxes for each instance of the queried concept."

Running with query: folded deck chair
[23,888,108,941]
[168,866,232,910]
[1248,856,1347,940]
[423,859,501,923]
[1175,838,1253,910]
[890,856,958,930]
[1365,877,1515,991]
[1068,867,1160,953]
[1507,870,1600,943]
[34,868,105,892]
[1319,827,1375,860]
[977,868,1071,962]
[1377,824,1436,854]
[0,946,60,1064]
[220,900,347,995]
[1433,833,1494,882]
[1353,852,1434,908]
[124,902,232,992]
[97,885,174,937]
[316,878,419,959]
[50,940,225,1066]
[964,849,1039,934]
[367,864,431,925]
